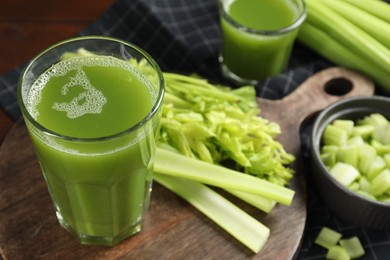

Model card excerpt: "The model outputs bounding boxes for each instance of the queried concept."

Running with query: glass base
[57,213,141,247]
[219,55,259,86]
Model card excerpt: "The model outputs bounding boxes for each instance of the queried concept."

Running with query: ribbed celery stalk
[154,148,295,206]
[297,22,390,88]
[225,189,276,213]
[341,0,390,24]
[304,0,390,72]
[320,0,390,49]
[154,173,270,253]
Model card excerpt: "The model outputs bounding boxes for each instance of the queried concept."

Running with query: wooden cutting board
[0,67,374,260]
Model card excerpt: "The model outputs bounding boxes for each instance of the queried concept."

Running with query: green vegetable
[341,0,390,24]
[160,73,295,186]
[340,236,365,259]
[154,148,295,206]
[321,0,390,49]
[298,0,390,90]
[329,162,359,187]
[315,227,342,249]
[154,173,270,253]
[314,227,365,259]
[320,113,390,202]
[326,246,350,260]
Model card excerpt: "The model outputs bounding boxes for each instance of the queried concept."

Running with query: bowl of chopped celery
[311,95,390,230]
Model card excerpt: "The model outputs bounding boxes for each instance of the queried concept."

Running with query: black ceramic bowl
[310,95,390,230]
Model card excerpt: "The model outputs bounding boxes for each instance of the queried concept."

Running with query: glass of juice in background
[219,0,306,85]
[17,36,164,246]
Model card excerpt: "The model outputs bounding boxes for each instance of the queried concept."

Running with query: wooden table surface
[0,0,115,144]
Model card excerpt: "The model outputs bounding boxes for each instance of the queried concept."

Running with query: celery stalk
[154,148,295,206]
[154,173,270,253]
[225,189,276,213]
[320,0,390,49]
[305,0,390,72]
[297,22,390,88]
[341,0,390,24]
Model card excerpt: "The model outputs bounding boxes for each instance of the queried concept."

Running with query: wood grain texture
[0,67,374,259]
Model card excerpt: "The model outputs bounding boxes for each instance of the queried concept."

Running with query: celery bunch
[298,0,390,90]
[160,73,295,186]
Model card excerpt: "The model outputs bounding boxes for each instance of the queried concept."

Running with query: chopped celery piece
[352,125,374,140]
[326,245,350,260]
[154,173,270,253]
[356,190,377,201]
[321,145,339,154]
[336,146,359,169]
[154,148,295,206]
[329,162,359,187]
[373,123,390,145]
[371,140,390,155]
[321,152,336,168]
[366,156,386,181]
[359,177,372,193]
[384,153,390,167]
[358,113,389,127]
[371,169,390,196]
[358,145,377,175]
[348,182,359,191]
[346,135,365,146]
[323,125,348,146]
[340,236,365,259]
[332,119,354,136]
[315,227,342,249]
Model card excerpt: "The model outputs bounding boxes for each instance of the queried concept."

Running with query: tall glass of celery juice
[17,36,164,246]
[219,0,306,85]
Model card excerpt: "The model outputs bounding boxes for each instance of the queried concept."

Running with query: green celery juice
[25,56,158,245]
[220,0,304,82]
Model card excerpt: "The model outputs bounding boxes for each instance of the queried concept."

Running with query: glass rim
[219,0,307,35]
[17,35,165,142]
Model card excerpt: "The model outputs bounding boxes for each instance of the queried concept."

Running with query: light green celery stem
[320,0,390,49]
[163,92,192,108]
[163,72,217,90]
[341,0,390,24]
[155,148,295,206]
[304,0,390,72]
[165,80,241,103]
[225,189,276,213]
[297,22,390,89]
[154,173,270,253]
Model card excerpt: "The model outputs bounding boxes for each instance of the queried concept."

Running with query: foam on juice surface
[25,55,157,155]
[26,56,155,120]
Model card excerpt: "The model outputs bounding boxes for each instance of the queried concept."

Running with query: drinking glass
[17,36,164,246]
[219,0,306,85]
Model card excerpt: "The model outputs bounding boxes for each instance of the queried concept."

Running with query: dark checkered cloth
[1,0,390,259]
